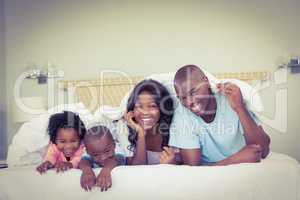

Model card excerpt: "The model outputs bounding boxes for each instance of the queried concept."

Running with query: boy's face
[85,134,115,166]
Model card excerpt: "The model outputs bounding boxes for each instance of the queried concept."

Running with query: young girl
[36,111,86,174]
[79,125,126,192]
[124,79,181,165]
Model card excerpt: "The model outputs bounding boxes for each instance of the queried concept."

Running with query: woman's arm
[124,112,148,165]
[126,129,147,165]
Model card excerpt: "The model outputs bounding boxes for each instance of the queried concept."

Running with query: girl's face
[55,128,80,158]
[133,91,160,130]
[85,134,115,167]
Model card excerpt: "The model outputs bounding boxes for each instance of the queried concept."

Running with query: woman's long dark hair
[126,79,174,151]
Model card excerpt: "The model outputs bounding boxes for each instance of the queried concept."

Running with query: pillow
[7,103,94,167]
[94,71,264,122]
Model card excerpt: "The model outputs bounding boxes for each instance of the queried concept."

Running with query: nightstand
[0,160,8,169]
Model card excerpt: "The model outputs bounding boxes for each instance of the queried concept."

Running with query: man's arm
[235,107,270,158]
[212,144,262,166]
[219,83,271,158]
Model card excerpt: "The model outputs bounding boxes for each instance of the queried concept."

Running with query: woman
[124,79,181,165]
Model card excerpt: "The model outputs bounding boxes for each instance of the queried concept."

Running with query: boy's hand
[96,168,112,192]
[217,83,244,112]
[55,161,73,173]
[159,147,176,164]
[80,168,96,191]
[234,144,262,163]
[36,161,54,174]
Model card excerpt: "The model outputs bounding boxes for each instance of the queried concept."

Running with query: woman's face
[133,91,160,131]
[55,128,80,159]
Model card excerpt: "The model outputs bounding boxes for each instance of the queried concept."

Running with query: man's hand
[232,144,262,164]
[55,161,73,173]
[159,147,176,164]
[96,168,112,192]
[80,167,96,191]
[217,82,244,112]
[36,161,54,174]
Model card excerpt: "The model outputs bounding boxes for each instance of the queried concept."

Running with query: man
[169,65,270,166]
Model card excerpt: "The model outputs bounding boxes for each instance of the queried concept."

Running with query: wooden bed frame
[58,71,269,112]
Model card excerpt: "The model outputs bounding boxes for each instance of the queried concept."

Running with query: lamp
[25,62,64,84]
[12,96,47,123]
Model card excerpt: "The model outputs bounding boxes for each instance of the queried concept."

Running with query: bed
[1,70,300,200]
[0,152,299,200]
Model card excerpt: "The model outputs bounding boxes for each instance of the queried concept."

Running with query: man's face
[176,78,212,117]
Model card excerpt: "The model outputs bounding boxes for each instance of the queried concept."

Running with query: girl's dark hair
[126,79,174,151]
[48,111,86,143]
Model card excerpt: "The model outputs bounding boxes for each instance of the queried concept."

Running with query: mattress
[0,152,299,200]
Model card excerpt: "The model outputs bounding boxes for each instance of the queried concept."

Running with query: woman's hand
[124,111,145,137]
[96,168,112,192]
[36,161,54,174]
[159,147,176,164]
[55,161,73,173]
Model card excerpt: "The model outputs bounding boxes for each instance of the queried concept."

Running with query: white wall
[0,0,7,160]
[4,0,300,160]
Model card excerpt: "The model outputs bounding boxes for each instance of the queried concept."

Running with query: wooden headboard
[58,71,269,112]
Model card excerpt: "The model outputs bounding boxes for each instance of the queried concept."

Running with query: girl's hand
[36,161,54,174]
[159,147,176,164]
[124,111,145,137]
[80,167,96,191]
[55,161,73,173]
[96,168,112,192]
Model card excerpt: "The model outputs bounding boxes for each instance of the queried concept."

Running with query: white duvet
[0,152,299,200]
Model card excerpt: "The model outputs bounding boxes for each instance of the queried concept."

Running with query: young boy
[79,125,125,192]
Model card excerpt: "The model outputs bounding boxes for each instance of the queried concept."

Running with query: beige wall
[3,0,300,160]
[0,0,7,160]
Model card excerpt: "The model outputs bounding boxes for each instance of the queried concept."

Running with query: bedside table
[0,160,8,169]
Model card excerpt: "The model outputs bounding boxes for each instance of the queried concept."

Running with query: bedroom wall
[3,0,300,160]
[0,0,7,160]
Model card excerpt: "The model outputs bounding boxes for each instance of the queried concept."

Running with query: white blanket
[7,103,95,167]
[0,152,299,200]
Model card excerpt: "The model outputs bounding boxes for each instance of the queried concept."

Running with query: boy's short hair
[84,125,113,143]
